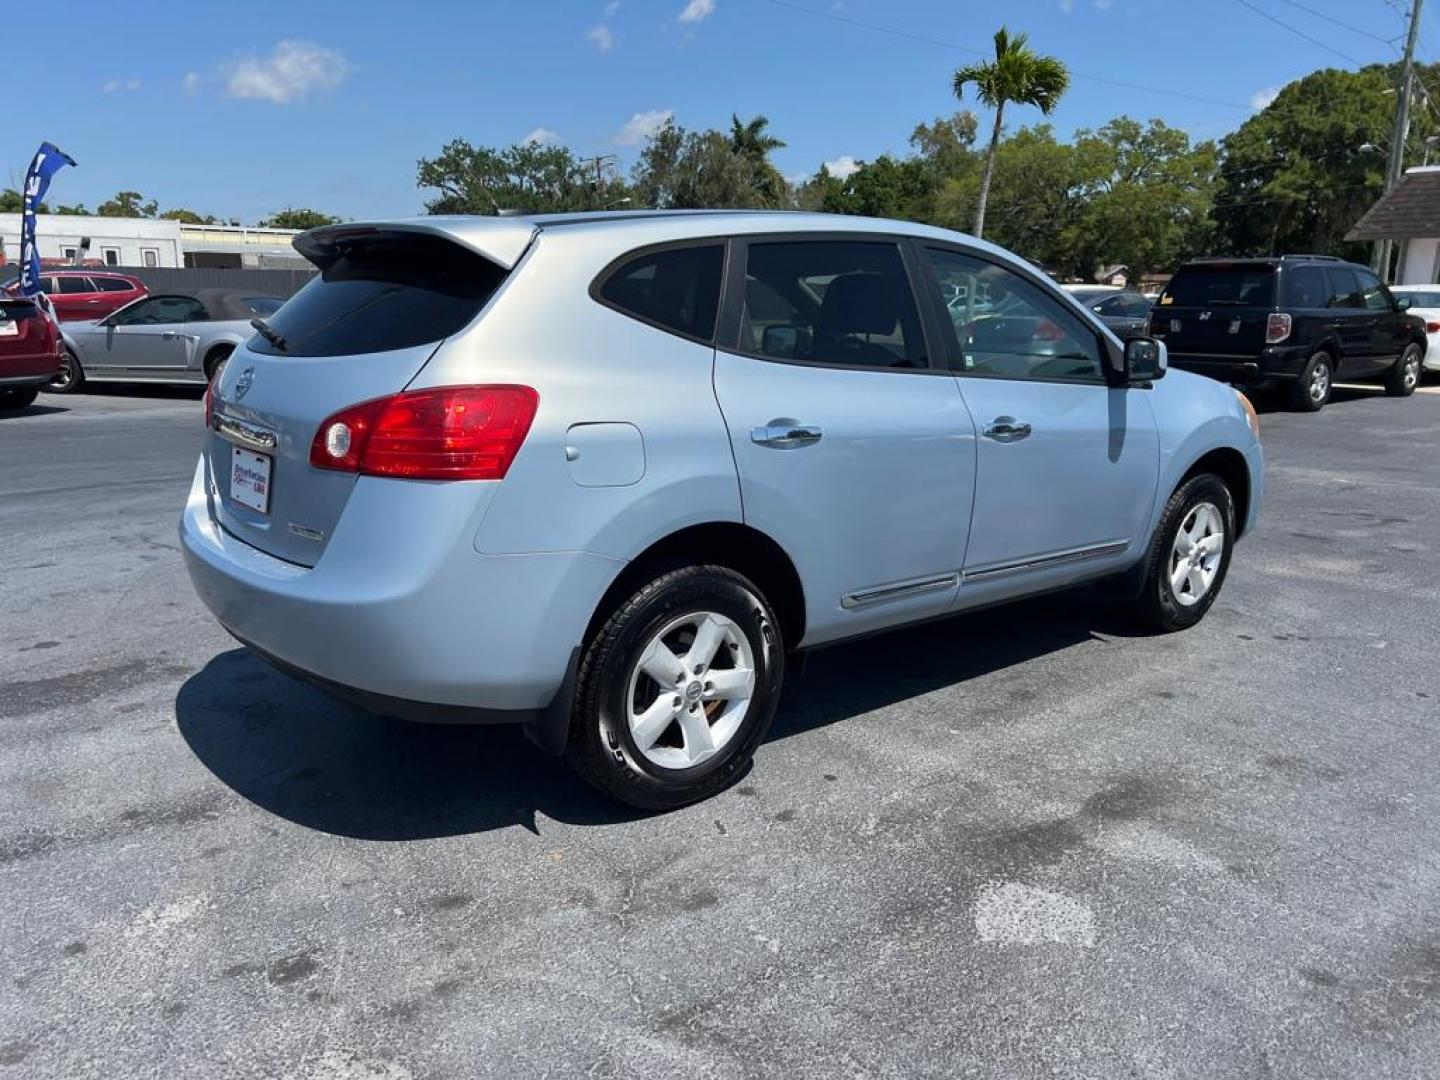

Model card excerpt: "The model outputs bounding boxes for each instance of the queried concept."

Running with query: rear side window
[1284,266,1329,308]
[93,277,134,293]
[253,233,507,357]
[597,244,723,341]
[1161,266,1275,307]
[57,277,94,295]
[1325,268,1364,309]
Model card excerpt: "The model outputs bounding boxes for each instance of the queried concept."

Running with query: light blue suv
[181,212,1263,808]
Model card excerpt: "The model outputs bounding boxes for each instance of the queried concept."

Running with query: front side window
[597,244,723,341]
[924,247,1103,383]
[739,241,926,369]
[57,276,93,295]
[111,296,206,326]
[1356,269,1393,312]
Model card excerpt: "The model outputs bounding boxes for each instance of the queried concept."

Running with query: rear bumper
[180,454,622,721]
[1167,345,1310,383]
[0,370,55,389]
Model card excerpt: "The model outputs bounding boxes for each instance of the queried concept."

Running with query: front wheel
[1289,351,1332,412]
[45,349,84,394]
[1385,343,1423,397]
[566,565,784,809]
[1130,473,1236,632]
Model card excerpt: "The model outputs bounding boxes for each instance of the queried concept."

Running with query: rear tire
[204,346,232,383]
[0,388,38,411]
[1130,473,1236,632]
[45,349,84,394]
[566,565,784,810]
[1289,351,1332,412]
[1385,343,1423,397]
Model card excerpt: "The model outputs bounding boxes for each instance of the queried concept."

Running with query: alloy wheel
[1309,359,1331,404]
[624,611,756,770]
[1169,502,1225,608]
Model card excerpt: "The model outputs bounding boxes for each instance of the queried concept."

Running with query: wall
[1398,238,1440,285]
[0,213,183,268]
[110,266,315,298]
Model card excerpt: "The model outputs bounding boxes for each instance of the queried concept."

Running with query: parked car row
[4,270,148,321]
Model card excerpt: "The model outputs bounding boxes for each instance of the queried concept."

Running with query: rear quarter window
[251,233,507,357]
[1161,266,1276,308]
[596,244,724,342]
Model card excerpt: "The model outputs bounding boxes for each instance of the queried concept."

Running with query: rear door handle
[982,416,1032,442]
[750,421,823,449]
[161,330,177,339]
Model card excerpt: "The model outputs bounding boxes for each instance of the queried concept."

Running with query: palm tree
[729,114,788,205]
[952,27,1070,238]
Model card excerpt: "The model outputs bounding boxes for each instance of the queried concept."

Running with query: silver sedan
[50,288,282,393]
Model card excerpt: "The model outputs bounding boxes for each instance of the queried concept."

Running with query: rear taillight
[309,385,538,481]
[1426,320,1440,334]
[1265,312,1292,345]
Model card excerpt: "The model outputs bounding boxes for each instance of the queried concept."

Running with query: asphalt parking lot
[2,382,1439,1079]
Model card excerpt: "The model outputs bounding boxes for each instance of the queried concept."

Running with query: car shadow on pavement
[175,650,643,840]
[63,383,205,401]
[1,403,67,418]
[177,590,1135,839]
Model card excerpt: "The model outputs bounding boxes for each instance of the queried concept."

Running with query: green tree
[632,121,769,209]
[728,114,788,204]
[417,139,615,214]
[952,26,1070,238]
[1212,65,1436,259]
[96,190,158,218]
[160,208,218,225]
[52,203,88,216]
[258,208,341,230]
[817,155,933,220]
[909,112,980,187]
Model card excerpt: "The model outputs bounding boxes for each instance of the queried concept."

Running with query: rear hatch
[0,298,57,375]
[1151,261,1277,358]
[206,224,527,566]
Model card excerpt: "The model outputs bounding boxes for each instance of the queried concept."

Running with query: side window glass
[111,298,171,325]
[1355,270,1392,312]
[1326,268,1364,309]
[739,241,927,369]
[1285,266,1328,308]
[924,247,1103,383]
[57,277,93,294]
[1122,295,1153,318]
[598,244,723,341]
[95,277,133,293]
[1093,295,1124,316]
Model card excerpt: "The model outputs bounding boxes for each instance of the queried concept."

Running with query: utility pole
[1377,0,1425,278]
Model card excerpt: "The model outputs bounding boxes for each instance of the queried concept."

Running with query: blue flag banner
[19,142,77,297]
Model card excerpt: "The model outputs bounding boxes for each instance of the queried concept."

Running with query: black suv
[1151,255,1427,411]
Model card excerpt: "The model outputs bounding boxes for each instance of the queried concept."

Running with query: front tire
[1289,351,1333,412]
[1385,343,1423,397]
[566,565,784,810]
[0,388,38,411]
[1130,473,1236,632]
[45,349,84,394]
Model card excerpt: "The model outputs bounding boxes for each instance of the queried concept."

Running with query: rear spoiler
[293,216,538,271]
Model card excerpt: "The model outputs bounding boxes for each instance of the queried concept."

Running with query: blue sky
[7,0,1429,222]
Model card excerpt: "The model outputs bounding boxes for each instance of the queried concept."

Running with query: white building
[0,214,304,272]
[1346,166,1440,285]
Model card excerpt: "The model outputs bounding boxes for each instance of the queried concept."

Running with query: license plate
[230,447,272,514]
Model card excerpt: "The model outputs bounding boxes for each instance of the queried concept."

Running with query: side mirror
[761,324,801,358]
[1125,337,1167,383]
[1397,296,1412,311]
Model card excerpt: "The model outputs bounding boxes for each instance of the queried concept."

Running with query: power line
[1271,0,1398,45]
[763,0,1252,111]
[1231,0,1368,66]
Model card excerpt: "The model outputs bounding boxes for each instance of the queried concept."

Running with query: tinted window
[244,296,283,316]
[739,241,926,369]
[1392,289,1440,309]
[93,277,134,293]
[1120,294,1153,318]
[924,247,1103,383]
[111,296,206,325]
[598,244,723,341]
[1356,269,1392,312]
[251,233,506,357]
[57,276,94,294]
[1160,265,1276,307]
[1284,265,1329,308]
[1092,295,1126,316]
[1325,268,1364,309]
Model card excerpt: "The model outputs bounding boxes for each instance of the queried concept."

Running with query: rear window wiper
[250,318,289,351]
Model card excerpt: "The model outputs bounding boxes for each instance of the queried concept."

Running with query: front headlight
[1236,388,1260,437]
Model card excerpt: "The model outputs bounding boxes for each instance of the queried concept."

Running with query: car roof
[296,210,1027,274]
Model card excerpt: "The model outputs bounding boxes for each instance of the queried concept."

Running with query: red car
[3,270,148,322]
[0,295,63,412]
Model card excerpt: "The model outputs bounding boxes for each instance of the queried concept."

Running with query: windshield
[1392,290,1440,309]
[1161,265,1276,308]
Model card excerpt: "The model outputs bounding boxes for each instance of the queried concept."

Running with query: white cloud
[524,127,561,145]
[126,78,142,91]
[1095,0,1113,8]
[224,40,348,105]
[102,79,141,94]
[1060,0,1074,11]
[823,155,861,180]
[616,108,673,146]
[604,0,621,14]
[182,71,202,95]
[677,0,716,24]
[586,23,615,51]
[1250,84,1281,110]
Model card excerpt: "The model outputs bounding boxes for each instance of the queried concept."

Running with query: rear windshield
[0,300,39,320]
[251,233,507,357]
[1161,265,1276,308]
[1392,289,1440,309]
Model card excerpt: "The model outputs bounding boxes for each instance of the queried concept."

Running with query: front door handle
[751,420,823,449]
[982,416,1032,442]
